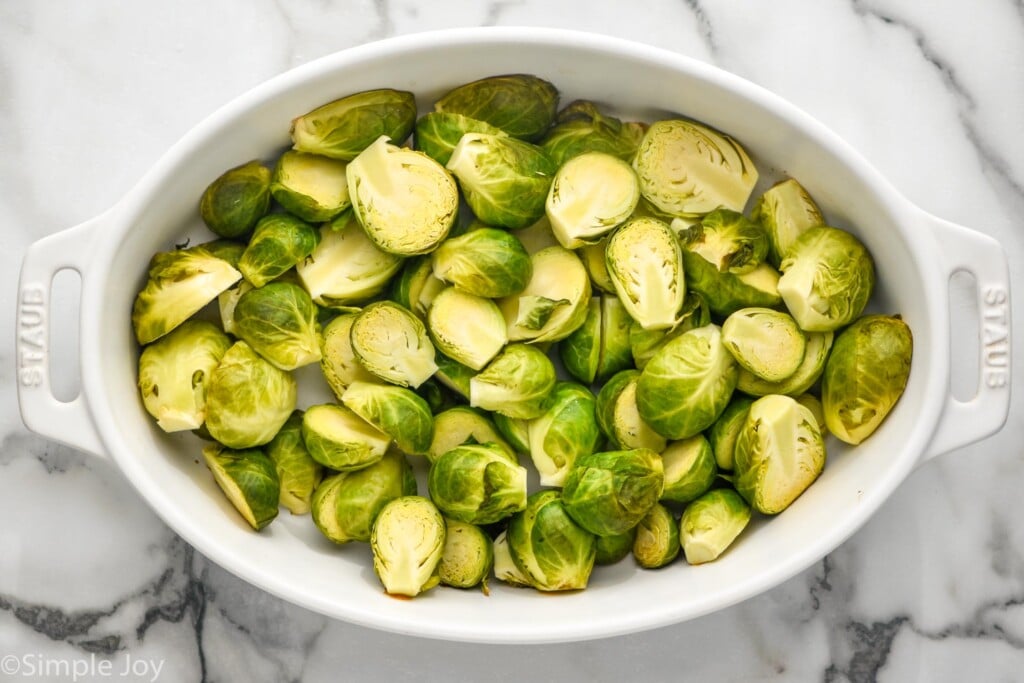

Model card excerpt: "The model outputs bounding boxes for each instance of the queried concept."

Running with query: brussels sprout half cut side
[606,217,685,331]
[427,407,516,463]
[301,403,392,471]
[751,178,824,267]
[370,496,446,597]
[427,287,508,371]
[679,208,768,274]
[659,435,717,504]
[527,382,601,487]
[633,503,680,569]
[679,489,751,564]
[438,519,494,592]
[721,307,806,383]
[499,246,591,344]
[546,152,640,249]
[350,301,439,389]
[270,150,351,223]
[266,411,324,515]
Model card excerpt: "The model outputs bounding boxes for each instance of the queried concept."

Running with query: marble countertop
[3,1,1022,681]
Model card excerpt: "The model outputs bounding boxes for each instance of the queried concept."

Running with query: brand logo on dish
[982,285,1009,389]
[18,285,46,387]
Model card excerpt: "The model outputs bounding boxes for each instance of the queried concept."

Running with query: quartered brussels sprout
[559,295,634,385]
[507,490,596,591]
[138,320,231,432]
[628,292,710,370]
[722,308,806,382]
[596,370,666,453]
[433,352,475,400]
[427,287,508,371]
[822,315,913,445]
[434,74,558,141]
[606,217,685,331]
[546,152,640,249]
[751,178,824,267]
[238,214,320,288]
[540,100,645,166]
[199,160,272,239]
[633,119,758,218]
[427,406,515,463]
[311,449,416,544]
[202,443,280,531]
[470,344,557,419]
[526,382,601,487]
[428,444,527,525]
[270,150,350,222]
[660,435,717,504]
[301,403,391,471]
[132,244,242,345]
[414,112,508,166]
[636,325,738,440]
[291,88,417,160]
[371,495,446,597]
[734,394,826,514]
[561,448,665,537]
[438,519,494,592]
[347,136,458,256]
[679,208,768,274]
[679,489,751,564]
[341,381,434,456]
[707,395,754,471]
[318,312,378,399]
[233,282,321,371]
[431,227,532,298]
[391,256,448,320]
[682,253,782,318]
[446,133,558,229]
[205,341,297,449]
[578,237,616,293]
[350,301,438,388]
[266,411,323,515]
[499,246,591,343]
[778,226,875,332]
[594,528,637,566]
[633,503,680,569]
[737,331,834,397]
[493,530,532,587]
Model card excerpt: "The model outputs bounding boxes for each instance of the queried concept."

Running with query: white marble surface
[2,1,1023,681]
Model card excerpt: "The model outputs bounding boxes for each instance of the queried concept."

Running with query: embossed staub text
[18,284,46,387]
[982,285,1009,389]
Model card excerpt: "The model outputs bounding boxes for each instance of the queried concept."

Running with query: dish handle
[16,216,107,459]
[919,212,1012,462]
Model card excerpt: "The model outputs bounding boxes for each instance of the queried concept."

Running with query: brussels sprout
[508,490,596,591]
[311,449,416,544]
[558,295,634,385]
[202,443,280,531]
[546,152,640,249]
[237,214,320,288]
[438,518,494,592]
[132,244,243,345]
[636,325,738,440]
[433,352,475,400]
[594,528,637,566]
[559,298,602,385]
[291,88,417,160]
[371,495,446,597]
[346,136,458,256]
[265,411,323,515]
[734,394,826,514]
[318,313,378,399]
[350,301,438,388]
[301,403,391,471]
[750,178,824,267]
[469,344,556,419]
[596,370,666,452]
[721,308,806,382]
[629,293,710,370]
[391,256,448,320]
[539,100,645,166]
[578,237,616,293]
[218,280,252,336]
[205,341,297,449]
[682,253,782,318]
[660,435,717,504]
[414,111,508,166]
[822,315,913,445]
[427,287,508,371]
[493,530,532,587]
[633,119,758,218]
[341,381,434,456]
[199,160,272,239]
[777,226,875,332]
[493,413,531,455]
[633,503,680,569]
[526,382,600,487]
[446,133,557,229]
[434,74,558,141]
[427,406,515,463]
[679,208,768,274]
[679,489,751,564]
[707,395,754,471]
[270,150,350,222]
[233,282,321,371]
[428,444,527,525]
[498,246,591,343]
[561,448,665,537]
[296,212,403,308]
[431,228,532,298]
[138,320,231,432]
[606,217,685,331]
[795,393,828,435]
[737,331,834,397]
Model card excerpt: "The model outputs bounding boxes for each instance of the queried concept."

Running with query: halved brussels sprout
[679,489,751,564]
[596,370,666,453]
[202,443,280,531]
[527,382,601,487]
[633,502,680,569]
[433,352,475,400]
[499,246,591,343]
[606,217,685,331]
[539,100,645,166]
[205,341,297,449]
[301,403,391,471]
[561,448,665,537]
[578,237,617,293]
[199,160,272,239]
[707,395,754,471]
[428,444,527,525]
[679,208,768,274]
[341,381,434,456]
[318,312,378,399]
[270,150,350,222]
[138,320,231,432]
[507,490,596,591]
[594,528,637,566]
[682,253,782,318]
[391,256,448,320]
[427,287,507,371]
[546,152,640,249]
[427,406,515,463]
[778,226,875,332]
[469,344,556,419]
[629,293,710,370]
[734,394,826,514]
[446,133,558,229]
[431,227,532,298]
[438,518,494,592]
[493,530,532,587]
[346,136,458,256]
[233,282,321,371]
[822,315,913,445]
[750,178,824,267]
[737,331,834,397]
[291,88,417,160]
[633,119,758,217]
[370,495,446,597]
[266,411,323,515]
[414,111,508,166]
[350,301,438,388]
[132,244,242,345]
[660,435,717,504]
[238,214,320,288]
[636,325,738,440]
[559,295,634,385]
[721,308,806,382]
[434,74,559,141]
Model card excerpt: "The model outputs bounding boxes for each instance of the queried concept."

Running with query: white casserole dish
[16,28,1012,644]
